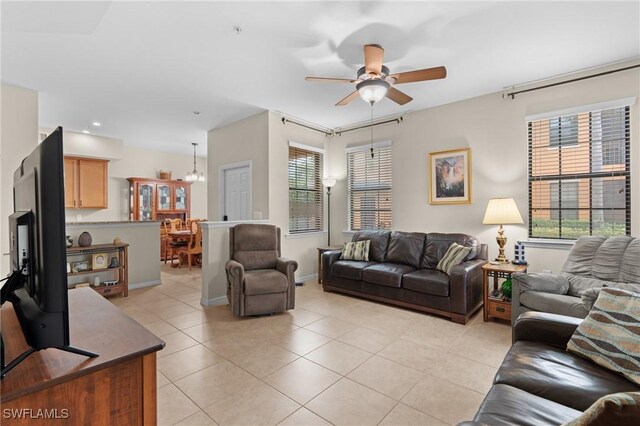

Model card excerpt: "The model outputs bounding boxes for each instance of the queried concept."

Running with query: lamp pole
[327,186,332,246]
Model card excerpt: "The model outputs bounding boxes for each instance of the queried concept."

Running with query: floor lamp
[322,177,336,246]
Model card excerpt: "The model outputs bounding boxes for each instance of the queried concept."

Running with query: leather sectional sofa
[322,231,488,324]
[464,312,640,425]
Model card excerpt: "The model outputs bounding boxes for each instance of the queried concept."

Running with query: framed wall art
[428,148,471,205]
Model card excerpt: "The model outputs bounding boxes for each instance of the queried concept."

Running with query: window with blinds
[288,145,323,233]
[528,105,630,239]
[347,145,392,231]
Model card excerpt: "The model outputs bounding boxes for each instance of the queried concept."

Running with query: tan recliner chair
[225,224,298,316]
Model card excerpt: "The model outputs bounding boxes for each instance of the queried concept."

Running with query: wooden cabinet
[128,177,192,221]
[67,243,129,297]
[64,157,109,209]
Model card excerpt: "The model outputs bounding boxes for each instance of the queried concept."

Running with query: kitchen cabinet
[64,157,109,209]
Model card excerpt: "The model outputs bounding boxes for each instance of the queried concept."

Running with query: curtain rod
[504,64,640,99]
[281,117,333,136]
[334,116,404,136]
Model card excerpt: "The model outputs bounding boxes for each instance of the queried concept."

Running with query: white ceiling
[2,1,639,157]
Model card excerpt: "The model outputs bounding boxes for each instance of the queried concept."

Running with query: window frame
[288,142,324,235]
[527,104,631,240]
[346,141,392,232]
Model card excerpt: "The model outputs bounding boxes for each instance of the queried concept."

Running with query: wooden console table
[1,288,164,425]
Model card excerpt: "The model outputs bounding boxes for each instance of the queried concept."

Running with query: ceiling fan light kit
[357,79,389,103]
[306,44,447,106]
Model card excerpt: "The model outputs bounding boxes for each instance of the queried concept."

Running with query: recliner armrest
[225,260,244,285]
[276,257,298,283]
[512,311,582,348]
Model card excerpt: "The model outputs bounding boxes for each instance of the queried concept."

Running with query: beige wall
[268,111,328,278]
[325,65,639,273]
[1,84,38,275]
[207,112,269,221]
[63,136,208,222]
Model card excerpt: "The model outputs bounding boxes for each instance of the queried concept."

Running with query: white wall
[326,65,639,273]
[1,84,38,275]
[62,134,208,222]
[207,112,269,221]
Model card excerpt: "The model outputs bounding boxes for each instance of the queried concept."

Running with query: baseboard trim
[201,295,228,306]
[297,273,318,283]
[129,279,162,290]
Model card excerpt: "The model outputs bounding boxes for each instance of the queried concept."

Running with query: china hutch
[129,178,192,261]
[128,177,192,221]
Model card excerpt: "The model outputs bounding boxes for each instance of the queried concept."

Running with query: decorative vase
[109,257,120,268]
[93,276,101,287]
[78,231,92,247]
[113,236,122,246]
[66,236,73,248]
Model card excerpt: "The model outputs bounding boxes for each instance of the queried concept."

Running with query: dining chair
[163,219,187,264]
[175,222,203,270]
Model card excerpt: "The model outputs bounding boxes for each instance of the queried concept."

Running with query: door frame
[218,160,252,221]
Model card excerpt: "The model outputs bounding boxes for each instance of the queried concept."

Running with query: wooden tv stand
[1,288,164,425]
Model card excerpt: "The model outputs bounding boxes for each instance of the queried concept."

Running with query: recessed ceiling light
[82,129,90,134]
[92,121,101,127]
[192,111,200,115]
[233,25,242,35]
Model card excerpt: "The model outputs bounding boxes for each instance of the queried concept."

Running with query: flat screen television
[1,127,96,378]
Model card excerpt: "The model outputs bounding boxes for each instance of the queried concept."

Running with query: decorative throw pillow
[567,288,640,385]
[436,243,471,275]
[340,240,370,261]
[562,391,640,426]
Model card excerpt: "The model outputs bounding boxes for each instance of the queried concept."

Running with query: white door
[224,166,250,220]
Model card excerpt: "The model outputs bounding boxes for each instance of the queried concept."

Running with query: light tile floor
[110,265,511,426]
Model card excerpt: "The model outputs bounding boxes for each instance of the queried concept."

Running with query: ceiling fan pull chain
[370,101,375,158]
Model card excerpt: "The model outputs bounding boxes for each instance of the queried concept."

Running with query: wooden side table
[482,263,527,322]
[317,245,342,284]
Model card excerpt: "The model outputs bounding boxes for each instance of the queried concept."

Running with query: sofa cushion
[340,240,370,261]
[619,238,640,284]
[331,260,376,281]
[562,235,607,276]
[472,384,581,426]
[591,236,634,282]
[566,274,614,297]
[520,290,589,319]
[514,272,570,294]
[494,341,640,411]
[362,263,416,288]
[243,269,288,295]
[232,224,279,270]
[385,231,426,268]
[422,233,478,269]
[402,269,450,297]
[352,231,390,263]
[567,288,640,386]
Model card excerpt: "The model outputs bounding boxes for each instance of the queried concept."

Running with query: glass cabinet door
[138,183,155,220]
[157,184,171,211]
[174,185,187,211]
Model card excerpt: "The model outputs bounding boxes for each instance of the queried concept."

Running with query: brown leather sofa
[322,231,487,324]
[464,312,640,425]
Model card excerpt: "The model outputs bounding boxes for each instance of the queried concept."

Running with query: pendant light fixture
[185,143,205,182]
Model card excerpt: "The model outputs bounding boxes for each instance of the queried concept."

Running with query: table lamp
[482,197,524,263]
[322,177,337,246]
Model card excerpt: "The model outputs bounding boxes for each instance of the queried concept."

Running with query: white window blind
[528,105,630,239]
[347,145,392,231]
[288,145,323,233]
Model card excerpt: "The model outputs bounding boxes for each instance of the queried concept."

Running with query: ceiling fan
[305,44,447,106]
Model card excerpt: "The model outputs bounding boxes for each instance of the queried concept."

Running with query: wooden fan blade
[386,87,413,105]
[335,90,360,106]
[390,66,447,84]
[305,77,357,83]
[364,44,384,75]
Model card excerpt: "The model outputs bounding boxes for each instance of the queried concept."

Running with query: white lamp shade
[322,177,337,188]
[483,198,524,225]
[356,80,389,103]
